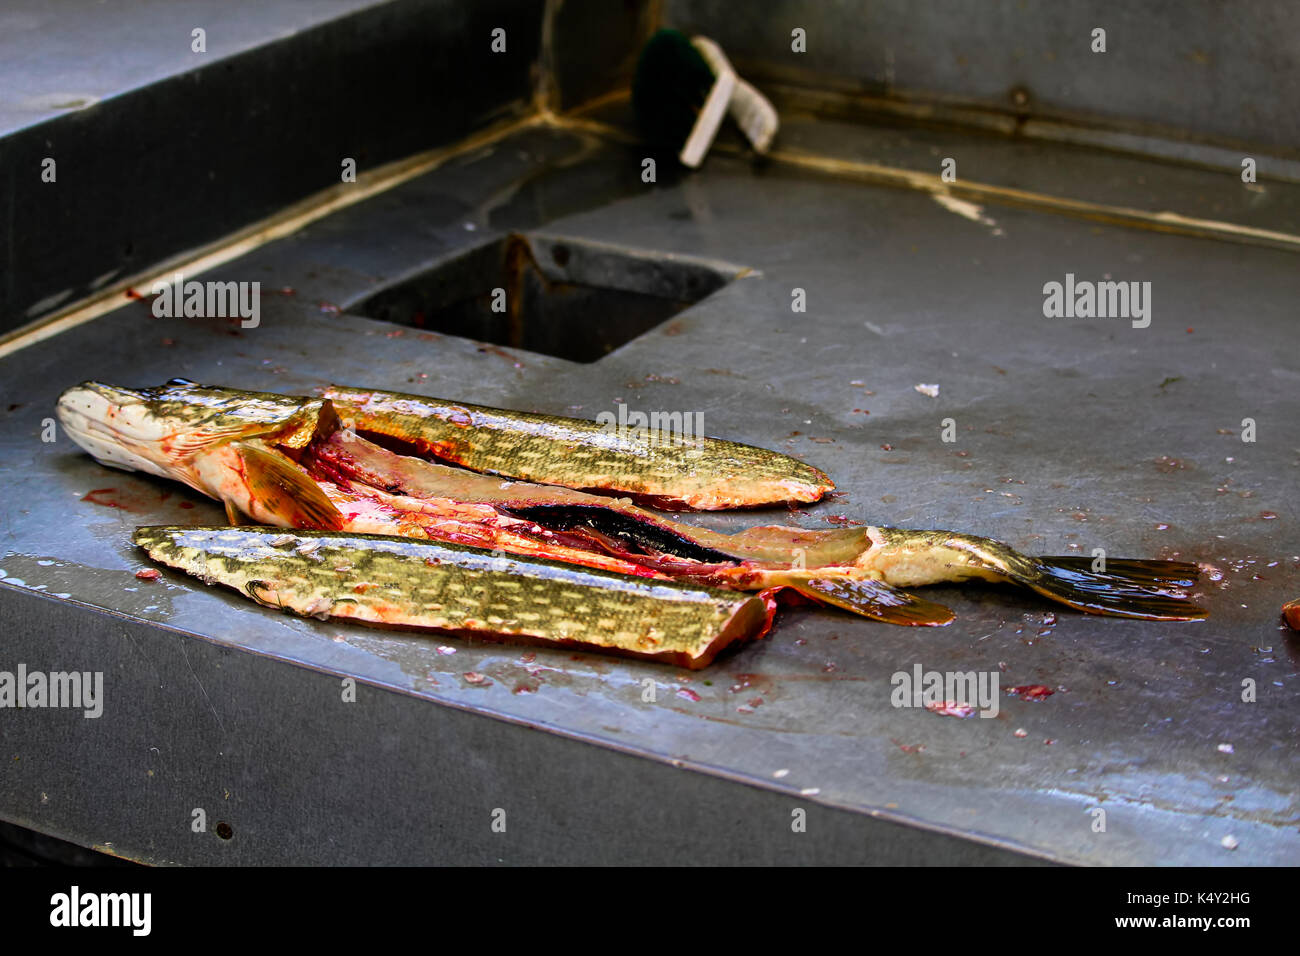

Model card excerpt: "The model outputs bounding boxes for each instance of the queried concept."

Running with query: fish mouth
[56,381,178,478]
[59,381,151,412]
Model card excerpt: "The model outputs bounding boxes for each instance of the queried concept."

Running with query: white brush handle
[691,35,779,155]
[679,56,735,168]
[728,76,778,154]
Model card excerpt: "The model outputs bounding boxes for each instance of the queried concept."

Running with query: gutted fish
[60,379,1207,629]
[308,427,1204,623]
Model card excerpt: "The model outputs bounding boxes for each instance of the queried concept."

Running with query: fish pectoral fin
[790,576,955,626]
[229,441,343,531]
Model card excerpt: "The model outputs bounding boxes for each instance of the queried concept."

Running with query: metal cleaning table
[1,114,1297,864]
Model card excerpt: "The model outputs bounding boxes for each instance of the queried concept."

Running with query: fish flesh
[58,379,1206,636]
[319,385,834,510]
[134,526,774,668]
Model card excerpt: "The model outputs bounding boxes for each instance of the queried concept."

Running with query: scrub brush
[633,28,736,168]
[632,29,779,167]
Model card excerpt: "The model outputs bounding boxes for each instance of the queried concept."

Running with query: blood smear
[1006,684,1054,701]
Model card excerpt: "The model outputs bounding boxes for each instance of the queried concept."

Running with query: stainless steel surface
[665,0,1300,156]
[0,0,545,330]
[3,117,1297,864]
[0,0,382,137]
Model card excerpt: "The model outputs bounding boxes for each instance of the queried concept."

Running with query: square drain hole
[356,232,739,363]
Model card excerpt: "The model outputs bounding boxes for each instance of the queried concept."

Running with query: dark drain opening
[356,232,738,363]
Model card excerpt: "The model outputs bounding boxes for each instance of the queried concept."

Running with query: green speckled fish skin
[319,385,833,510]
[133,526,771,668]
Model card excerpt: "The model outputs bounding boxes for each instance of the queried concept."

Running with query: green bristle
[632,28,718,160]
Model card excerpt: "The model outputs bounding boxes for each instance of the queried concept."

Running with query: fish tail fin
[1032,555,1200,589]
[788,576,955,626]
[1011,555,1206,621]
[930,534,1206,620]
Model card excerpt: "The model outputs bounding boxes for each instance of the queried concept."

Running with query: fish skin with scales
[133,525,775,669]
[318,384,834,510]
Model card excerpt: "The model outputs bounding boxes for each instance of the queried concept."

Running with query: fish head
[57,378,338,484]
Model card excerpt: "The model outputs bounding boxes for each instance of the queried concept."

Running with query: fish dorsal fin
[229,441,343,530]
